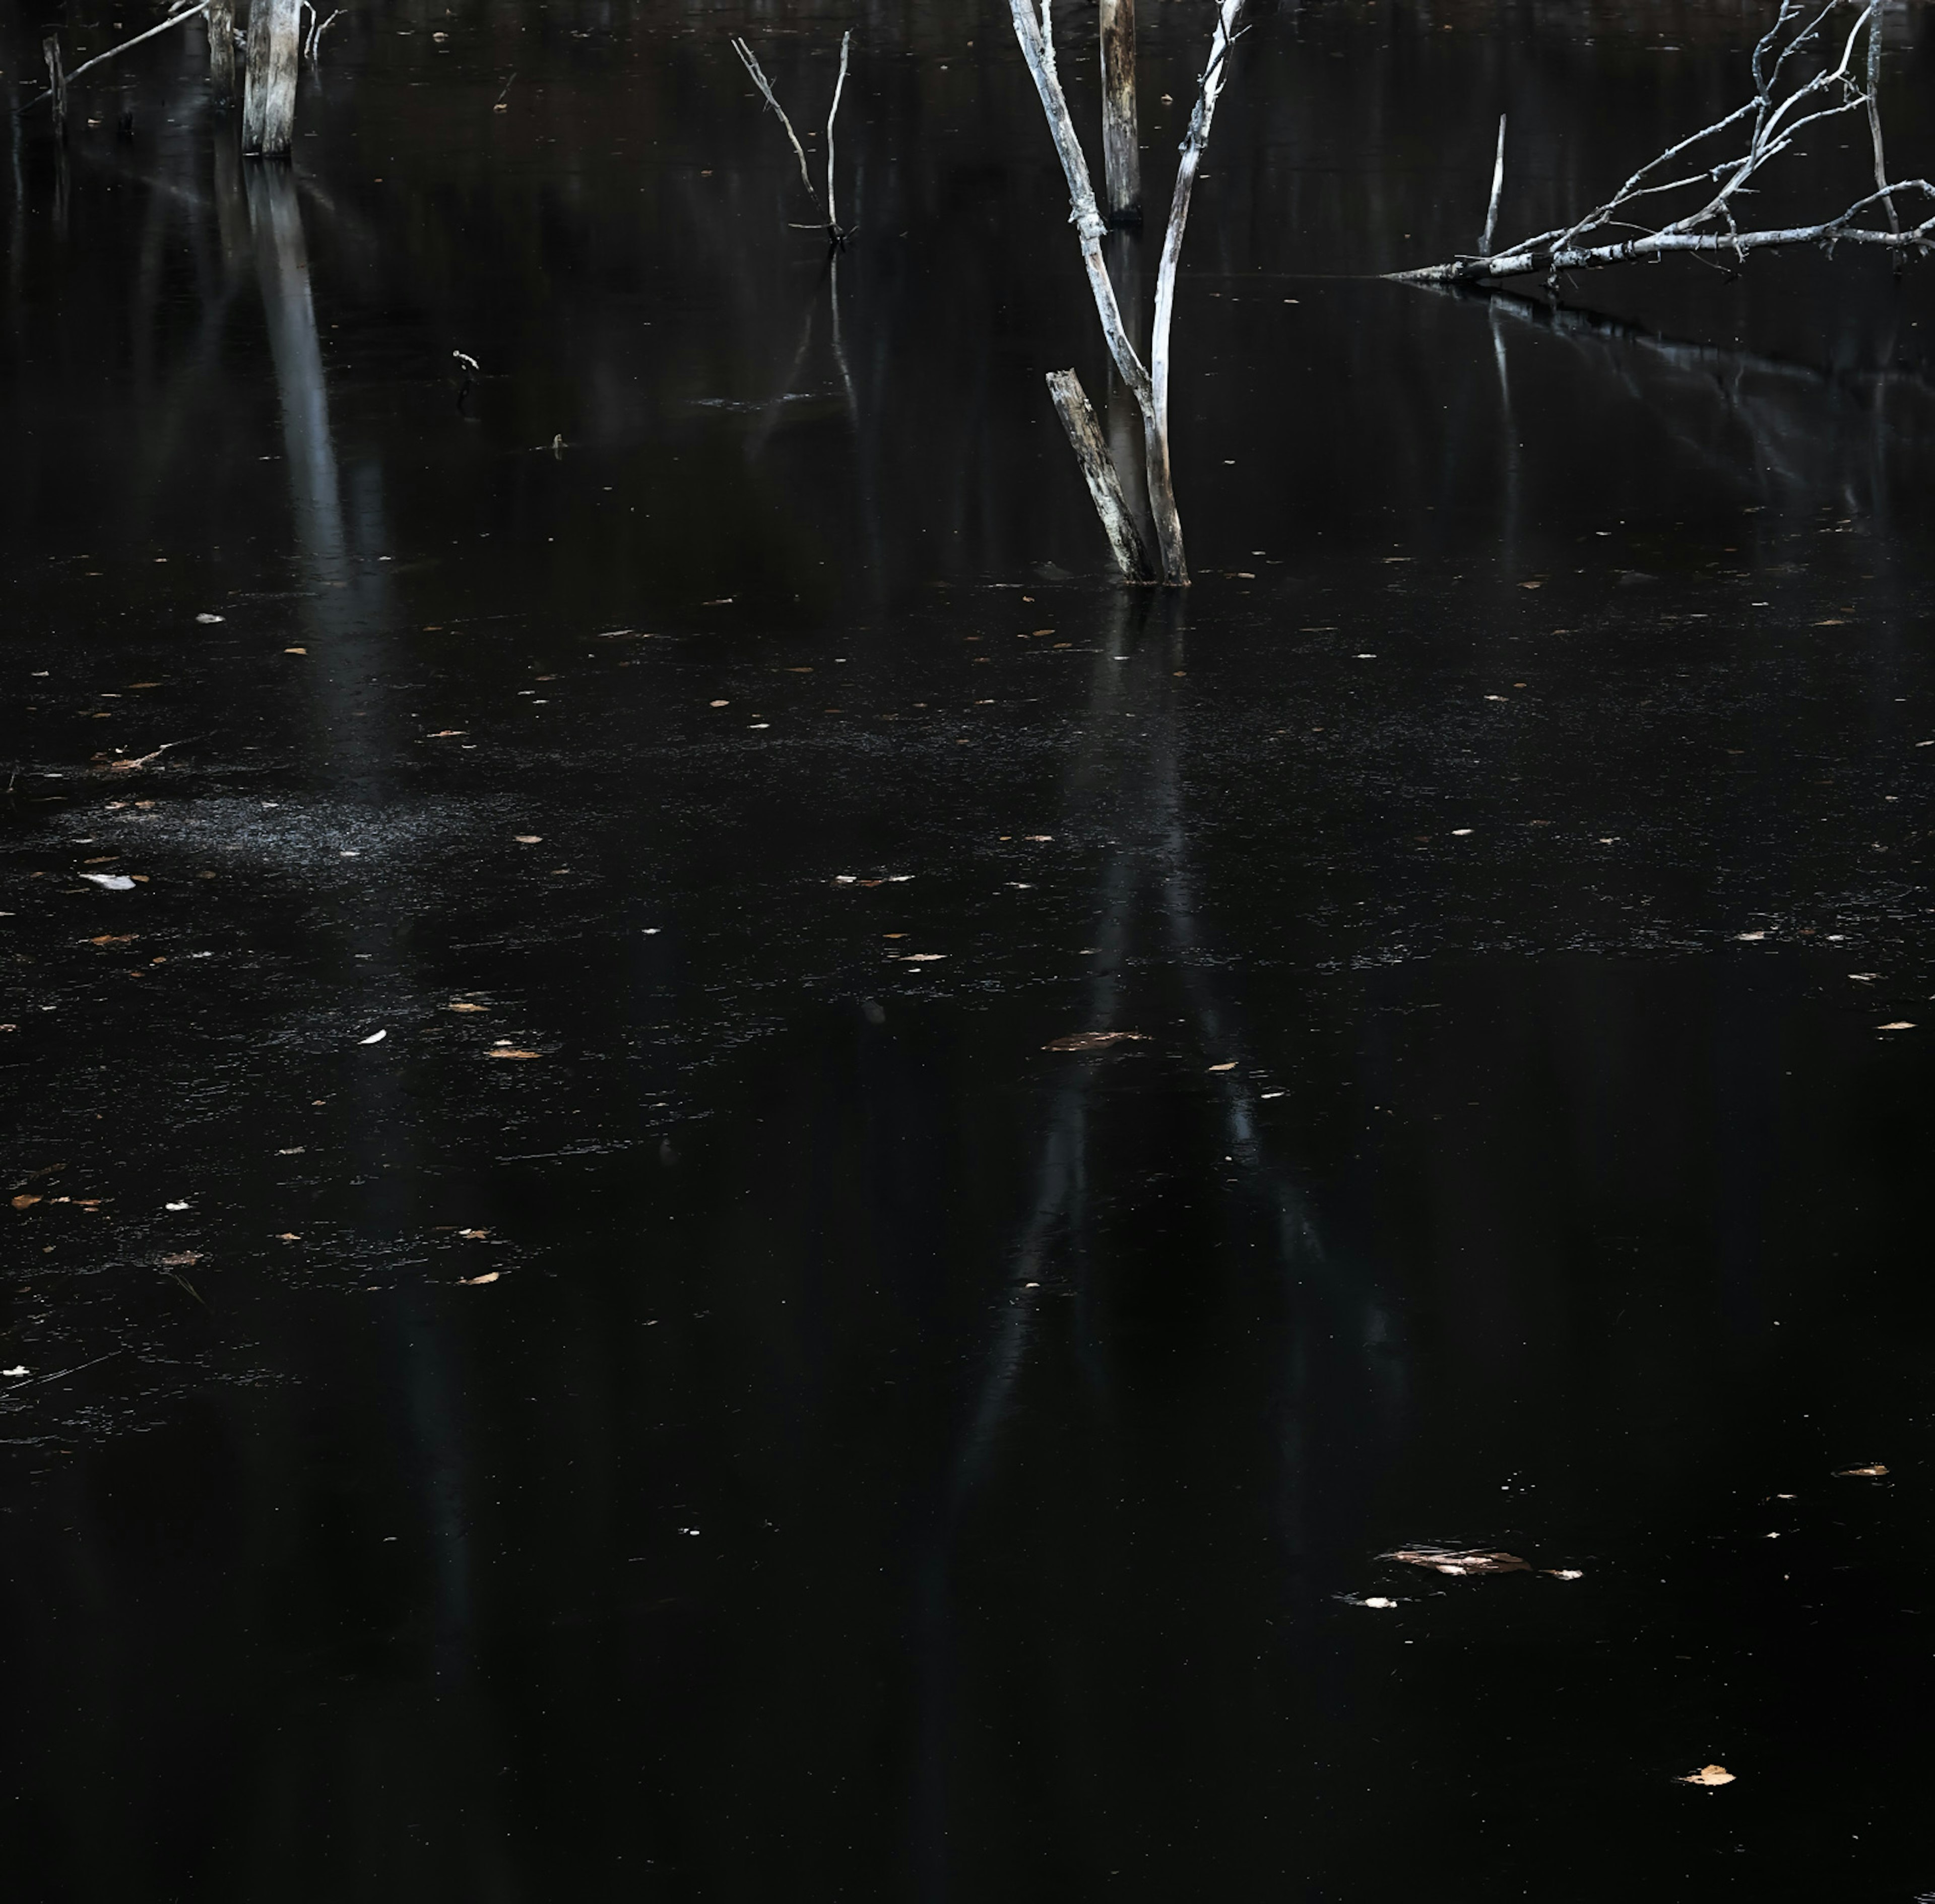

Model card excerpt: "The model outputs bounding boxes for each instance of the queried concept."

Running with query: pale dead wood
[824,31,852,241]
[306,7,344,61]
[1480,113,1506,257]
[730,37,816,200]
[242,0,302,156]
[1009,0,1246,585]
[1046,369,1155,581]
[1394,0,1933,287]
[732,31,853,245]
[1146,0,1245,587]
[1863,0,1897,237]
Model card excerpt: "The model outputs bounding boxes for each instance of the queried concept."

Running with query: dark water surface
[5,1,1935,1896]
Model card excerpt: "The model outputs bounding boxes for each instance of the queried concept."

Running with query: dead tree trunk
[208,0,237,105]
[1099,0,1139,225]
[1010,0,1244,586]
[242,0,302,158]
[42,35,69,143]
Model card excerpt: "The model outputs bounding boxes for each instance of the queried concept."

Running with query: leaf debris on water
[460,1271,501,1285]
[1384,1546,1530,1576]
[1834,1464,1889,1477]
[1045,1031,1150,1052]
[358,1030,388,1045]
[486,1048,542,1059]
[1679,1765,1736,1787]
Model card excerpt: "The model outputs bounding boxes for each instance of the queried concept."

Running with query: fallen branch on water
[18,1,213,114]
[1393,0,1934,288]
[730,30,854,248]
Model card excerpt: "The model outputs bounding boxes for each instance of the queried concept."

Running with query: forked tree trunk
[1100,0,1139,225]
[1009,0,1243,586]
[242,0,301,157]
[208,0,237,106]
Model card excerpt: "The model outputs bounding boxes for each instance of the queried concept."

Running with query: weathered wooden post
[1100,0,1139,225]
[242,0,301,156]
[42,35,69,142]
[207,0,237,106]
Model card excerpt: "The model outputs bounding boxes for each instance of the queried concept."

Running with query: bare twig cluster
[1395,0,1934,287]
[1011,0,1246,585]
[731,31,854,249]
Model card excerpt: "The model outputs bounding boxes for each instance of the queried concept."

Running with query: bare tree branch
[732,32,854,246]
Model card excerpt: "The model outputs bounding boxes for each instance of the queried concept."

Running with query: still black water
[4,1,1935,1897]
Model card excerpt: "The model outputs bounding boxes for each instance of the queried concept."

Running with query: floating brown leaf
[11,1194,41,1210]
[1045,1031,1150,1053]
[1679,1765,1736,1787]
[486,1048,542,1060]
[1834,1464,1889,1478]
[1384,1546,1530,1576]
[160,1252,202,1267]
[461,1271,501,1285]
[447,1001,487,1012]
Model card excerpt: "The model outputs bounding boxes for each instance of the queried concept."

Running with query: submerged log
[242,0,302,157]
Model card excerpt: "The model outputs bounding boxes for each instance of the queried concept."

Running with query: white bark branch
[824,31,852,239]
[732,32,854,243]
[1396,0,1929,287]
[1480,114,1507,257]
[731,38,817,202]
